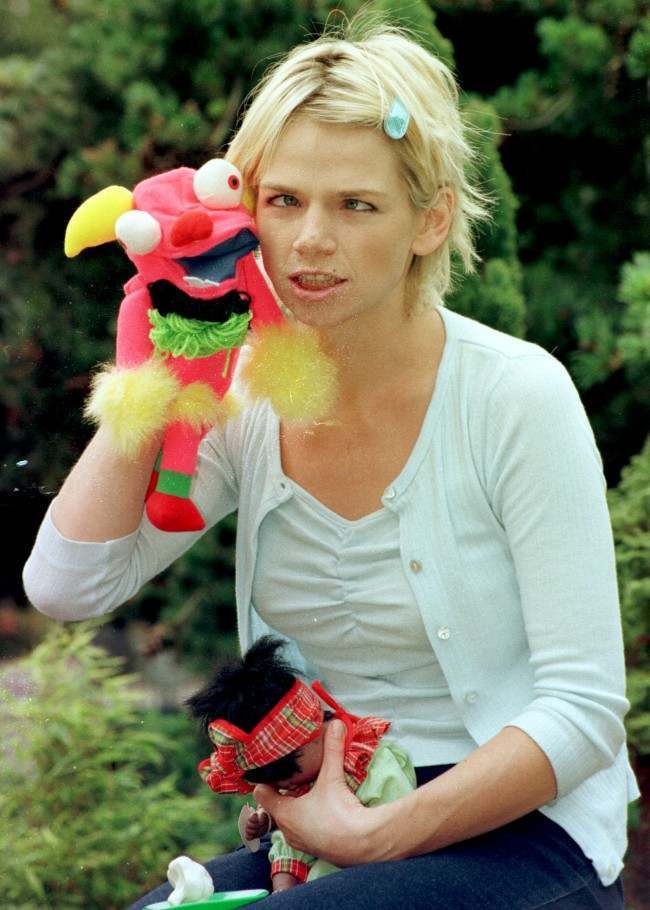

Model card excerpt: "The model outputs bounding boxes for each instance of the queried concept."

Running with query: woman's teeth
[296,275,342,288]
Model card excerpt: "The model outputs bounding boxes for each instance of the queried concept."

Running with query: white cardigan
[23,304,640,886]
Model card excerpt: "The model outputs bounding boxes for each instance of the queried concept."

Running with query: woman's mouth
[289,273,347,300]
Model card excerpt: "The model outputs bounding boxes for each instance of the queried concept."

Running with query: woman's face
[255,116,436,331]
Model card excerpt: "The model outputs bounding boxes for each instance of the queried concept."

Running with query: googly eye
[193,159,244,209]
[115,210,162,255]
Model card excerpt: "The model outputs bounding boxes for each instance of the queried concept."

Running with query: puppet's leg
[146,420,206,532]
[145,382,239,532]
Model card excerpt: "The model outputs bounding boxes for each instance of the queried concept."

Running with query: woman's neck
[317,304,445,415]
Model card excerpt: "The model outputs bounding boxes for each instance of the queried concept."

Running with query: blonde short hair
[226,10,495,311]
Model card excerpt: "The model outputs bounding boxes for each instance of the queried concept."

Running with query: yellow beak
[64,185,134,257]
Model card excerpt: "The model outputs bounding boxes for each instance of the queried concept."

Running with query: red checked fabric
[340,714,391,793]
[270,857,311,883]
[198,679,324,794]
[198,678,391,796]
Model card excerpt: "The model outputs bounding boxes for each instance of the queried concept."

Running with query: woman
[23,13,639,909]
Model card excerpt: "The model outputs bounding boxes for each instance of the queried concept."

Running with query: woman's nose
[292,212,336,256]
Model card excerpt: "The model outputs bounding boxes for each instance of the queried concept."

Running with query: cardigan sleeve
[484,353,630,800]
[22,425,239,621]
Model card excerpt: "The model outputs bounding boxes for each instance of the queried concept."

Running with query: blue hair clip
[383,97,410,139]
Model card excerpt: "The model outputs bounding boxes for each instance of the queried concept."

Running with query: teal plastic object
[144,889,269,910]
[383,96,410,139]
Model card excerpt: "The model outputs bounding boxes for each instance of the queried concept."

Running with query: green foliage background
[0,623,224,909]
[1,0,648,902]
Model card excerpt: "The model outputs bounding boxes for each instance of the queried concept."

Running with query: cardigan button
[464,691,478,704]
[409,559,422,573]
[437,626,451,640]
[384,486,396,500]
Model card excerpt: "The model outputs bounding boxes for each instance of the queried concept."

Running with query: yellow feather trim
[217,391,242,425]
[85,360,179,458]
[170,384,241,429]
[239,323,338,422]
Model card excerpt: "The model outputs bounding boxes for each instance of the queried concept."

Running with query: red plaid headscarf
[198,679,390,795]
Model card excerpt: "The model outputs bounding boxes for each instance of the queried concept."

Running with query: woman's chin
[281,296,362,332]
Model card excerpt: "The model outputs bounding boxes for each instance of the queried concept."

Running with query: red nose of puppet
[170,210,213,247]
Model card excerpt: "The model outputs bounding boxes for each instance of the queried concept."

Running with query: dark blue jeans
[126,765,625,910]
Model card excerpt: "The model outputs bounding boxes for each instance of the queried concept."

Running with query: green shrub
[0,621,227,910]
[608,437,650,759]
[130,517,239,677]
[133,708,250,859]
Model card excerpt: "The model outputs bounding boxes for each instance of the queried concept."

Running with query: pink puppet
[64,160,336,533]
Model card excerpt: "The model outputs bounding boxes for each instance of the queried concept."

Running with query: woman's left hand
[253,720,393,866]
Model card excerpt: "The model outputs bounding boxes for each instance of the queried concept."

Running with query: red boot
[146,491,206,532]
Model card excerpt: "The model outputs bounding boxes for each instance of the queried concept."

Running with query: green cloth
[268,739,416,882]
[156,469,192,498]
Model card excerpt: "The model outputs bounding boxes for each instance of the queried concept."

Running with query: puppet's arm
[115,283,155,367]
[85,284,180,459]
[238,254,338,422]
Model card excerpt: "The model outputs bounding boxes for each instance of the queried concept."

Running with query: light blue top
[23,304,640,887]
[252,478,477,766]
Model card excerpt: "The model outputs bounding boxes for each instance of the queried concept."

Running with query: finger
[315,719,346,786]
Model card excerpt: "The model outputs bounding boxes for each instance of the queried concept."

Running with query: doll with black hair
[186,635,416,894]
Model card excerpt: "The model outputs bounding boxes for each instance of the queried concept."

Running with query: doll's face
[274,724,326,792]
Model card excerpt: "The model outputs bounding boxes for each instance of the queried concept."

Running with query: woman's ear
[411,187,455,257]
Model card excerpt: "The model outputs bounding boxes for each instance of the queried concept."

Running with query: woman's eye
[269,195,298,207]
[267,195,373,211]
[345,199,373,211]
